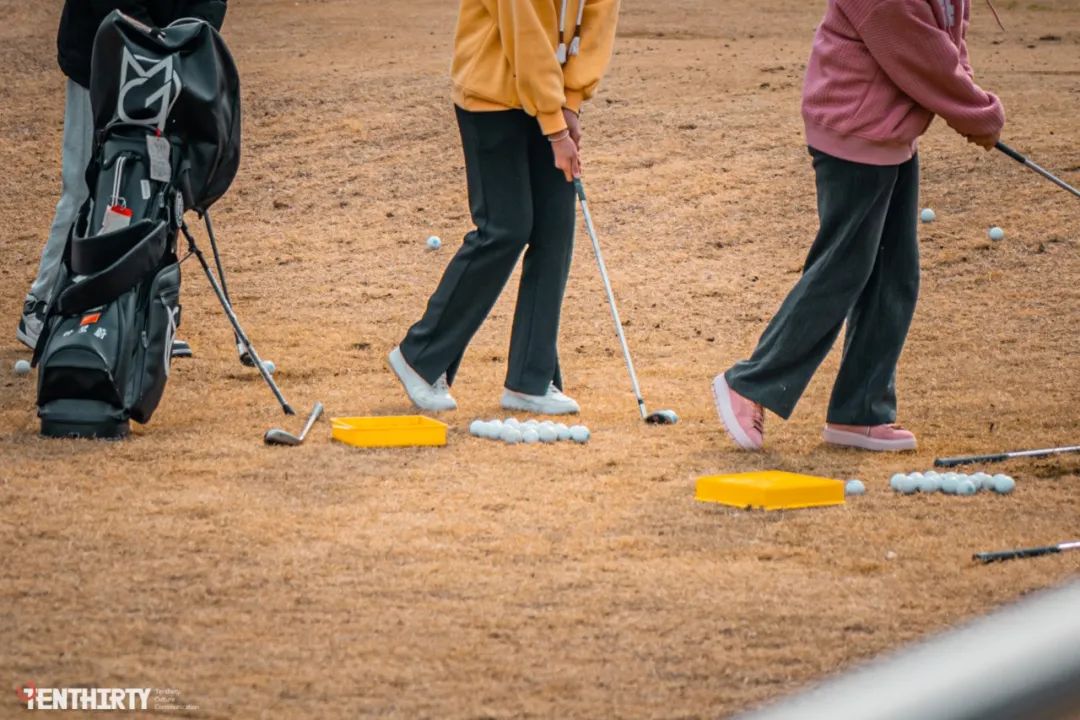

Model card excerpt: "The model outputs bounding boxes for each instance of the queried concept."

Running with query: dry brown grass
[1,0,1078,717]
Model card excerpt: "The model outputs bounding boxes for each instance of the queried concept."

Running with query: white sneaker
[17,296,47,350]
[501,383,580,415]
[388,346,457,412]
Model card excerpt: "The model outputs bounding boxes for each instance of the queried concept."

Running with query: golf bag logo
[117,47,182,132]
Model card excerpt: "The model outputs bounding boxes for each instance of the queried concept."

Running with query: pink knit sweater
[802,0,1005,165]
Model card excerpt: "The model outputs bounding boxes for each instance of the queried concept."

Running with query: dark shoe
[16,297,47,350]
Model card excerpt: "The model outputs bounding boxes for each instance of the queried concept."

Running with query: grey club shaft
[996,142,1080,199]
[575,181,649,420]
[298,402,324,441]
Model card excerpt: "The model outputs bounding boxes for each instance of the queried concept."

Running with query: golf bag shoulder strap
[56,220,168,316]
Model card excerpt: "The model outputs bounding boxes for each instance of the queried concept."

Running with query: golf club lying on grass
[935,444,1080,467]
[574,178,678,425]
[264,402,324,446]
[995,142,1080,199]
[974,540,1080,564]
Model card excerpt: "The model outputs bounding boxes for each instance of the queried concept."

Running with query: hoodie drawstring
[556,0,584,66]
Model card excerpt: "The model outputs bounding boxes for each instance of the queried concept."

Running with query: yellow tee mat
[695,471,845,511]
[331,416,447,448]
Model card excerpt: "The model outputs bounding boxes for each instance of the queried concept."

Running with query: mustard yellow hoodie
[451,0,621,136]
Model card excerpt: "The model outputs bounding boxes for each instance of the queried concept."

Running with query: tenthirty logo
[15,683,151,712]
[117,47,182,131]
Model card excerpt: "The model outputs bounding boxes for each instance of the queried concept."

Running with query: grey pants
[28,79,93,303]
[726,149,920,425]
[400,107,576,396]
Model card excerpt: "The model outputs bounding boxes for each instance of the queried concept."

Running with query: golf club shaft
[935,445,1080,467]
[974,541,1080,564]
[298,402,324,441]
[995,142,1080,199]
[182,224,296,415]
[575,179,648,420]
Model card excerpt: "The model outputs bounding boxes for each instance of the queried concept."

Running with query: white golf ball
[991,474,1016,494]
[924,470,940,481]
[522,428,540,444]
[973,472,995,491]
[500,427,522,444]
[897,476,918,494]
[262,360,276,375]
[845,479,866,496]
[426,235,442,250]
[917,474,940,493]
[569,425,590,443]
[920,208,936,223]
[504,418,521,429]
[889,473,906,491]
[988,226,1004,241]
[469,420,485,437]
[538,426,558,443]
[554,423,571,441]
[13,360,31,376]
[523,419,540,429]
[906,472,924,485]
[485,420,503,438]
[956,480,977,496]
[940,474,959,494]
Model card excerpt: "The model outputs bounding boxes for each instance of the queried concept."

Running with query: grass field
[1,0,1078,717]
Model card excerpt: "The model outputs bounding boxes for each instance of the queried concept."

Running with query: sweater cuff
[537,109,568,136]
[563,89,585,115]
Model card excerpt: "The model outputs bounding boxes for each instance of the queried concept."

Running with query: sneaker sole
[711,374,762,451]
[387,348,457,413]
[822,427,916,452]
[16,326,39,351]
[500,394,580,416]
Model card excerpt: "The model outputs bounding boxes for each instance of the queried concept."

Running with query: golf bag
[34,11,240,439]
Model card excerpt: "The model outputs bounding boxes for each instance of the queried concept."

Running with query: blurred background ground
[1,0,1078,717]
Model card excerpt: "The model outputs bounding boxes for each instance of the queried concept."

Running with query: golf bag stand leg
[181,221,296,416]
[205,212,256,366]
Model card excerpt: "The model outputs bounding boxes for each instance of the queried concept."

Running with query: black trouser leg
[724,149,906,420]
[827,154,920,424]
[504,121,576,394]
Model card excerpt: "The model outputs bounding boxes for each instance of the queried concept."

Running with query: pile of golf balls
[889,470,1015,496]
[469,417,590,445]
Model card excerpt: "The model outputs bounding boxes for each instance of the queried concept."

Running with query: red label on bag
[81,313,101,326]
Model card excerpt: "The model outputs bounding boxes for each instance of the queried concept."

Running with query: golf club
[264,402,324,446]
[935,444,1080,467]
[974,540,1080,564]
[574,178,678,425]
[995,142,1080,199]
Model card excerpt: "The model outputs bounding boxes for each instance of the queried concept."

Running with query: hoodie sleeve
[846,0,1003,137]
[90,1,154,25]
[492,0,569,135]
[958,4,974,78]
[562,0,621,113]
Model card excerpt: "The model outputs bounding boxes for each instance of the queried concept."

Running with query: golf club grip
[974,546,1061,563]
[935,453,1008,467]
[995,141,1025,164]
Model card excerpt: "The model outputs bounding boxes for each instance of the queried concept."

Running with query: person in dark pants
[713,0,1005,452]
[16,0,227,351]
[389,0,620,415]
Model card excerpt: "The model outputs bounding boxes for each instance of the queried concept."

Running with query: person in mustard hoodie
[389,0,620,415]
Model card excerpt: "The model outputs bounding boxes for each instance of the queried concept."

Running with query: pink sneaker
[712,374,764,450]
[823,423,917,452]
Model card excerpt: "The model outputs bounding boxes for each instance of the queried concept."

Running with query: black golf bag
[35,11,241,439]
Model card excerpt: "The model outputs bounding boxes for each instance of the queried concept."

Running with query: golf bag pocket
[37,297,136,438]
[128,262,181,424]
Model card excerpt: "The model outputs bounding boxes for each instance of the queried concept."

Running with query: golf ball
[917,474,940,493]
[426,235,442,250]
[956,480,977,496]
[504,418,521,429]
[469,420,485,437]
[523,419,540,429]
[486,420,504,438]
[262,360,276,375]
[889,473,906,491]
[845,479,866,496]
[538,426,558,443]
[972,472,994,491]
[920,208,936,223]
[940,474,959,494]
[500,426,522,444]
[13,359,31,376]
[554,423,571,441]
[897,476,918,494]
[991,474,1016,494]
[522,428,540,444]
[569,425,590,443]
[988,226,1004,241]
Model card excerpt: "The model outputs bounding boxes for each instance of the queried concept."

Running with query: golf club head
[646,410,679,425]
[263,428,301,446]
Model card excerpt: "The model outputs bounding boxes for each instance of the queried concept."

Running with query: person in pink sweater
[712,0,1005,452]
